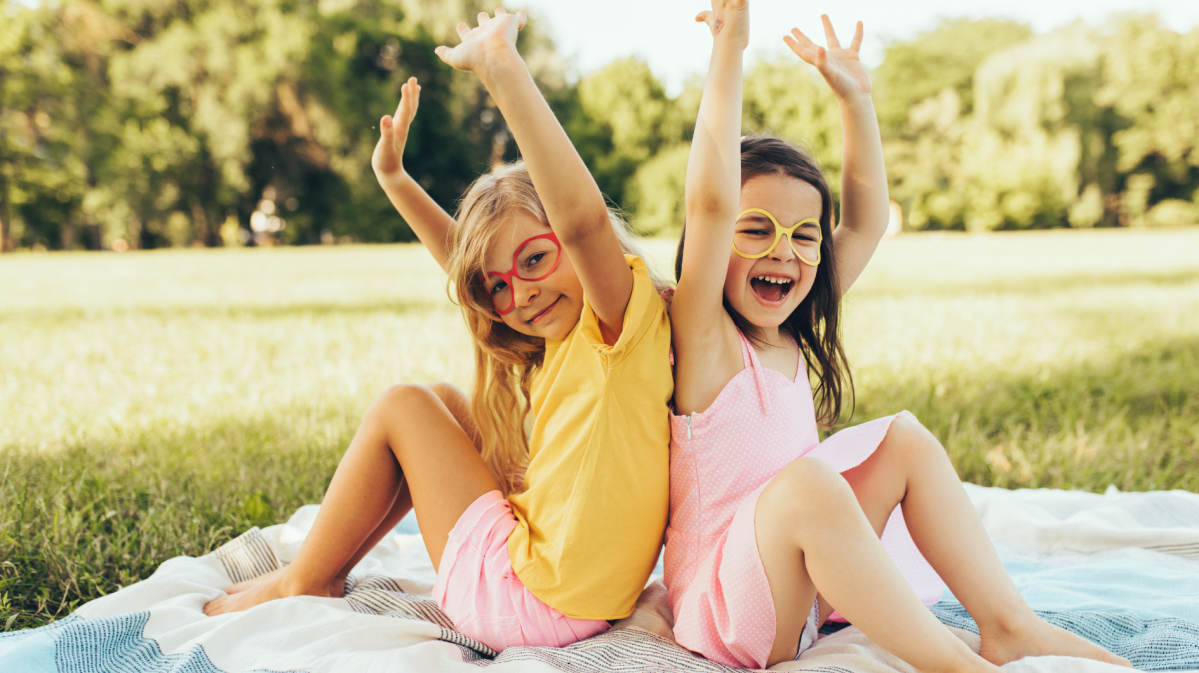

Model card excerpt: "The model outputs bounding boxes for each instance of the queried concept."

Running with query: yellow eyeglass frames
[731,208,822,266]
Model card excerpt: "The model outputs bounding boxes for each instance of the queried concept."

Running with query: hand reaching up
[785,15,872,101]
[372,77,420,183]
[696,0,749,50]
[434,8,527,74]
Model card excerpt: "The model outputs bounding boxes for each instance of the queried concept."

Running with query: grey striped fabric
[211,528,283,584]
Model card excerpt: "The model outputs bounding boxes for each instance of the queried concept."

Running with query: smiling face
[482,211,585,341]
[724,172,825,331]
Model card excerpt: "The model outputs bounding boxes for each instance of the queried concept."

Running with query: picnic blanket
[4,484,1199,673]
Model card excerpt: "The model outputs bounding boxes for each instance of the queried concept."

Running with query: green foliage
[743,56,842,185]
[0,0,516,249]
[872,18,1033,134]
[1,7,1198,248]
[885,16,1199,232]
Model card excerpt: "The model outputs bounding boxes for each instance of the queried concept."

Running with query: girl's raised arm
[435,10,633,340]
[372,77,458,273]
[786,17,889,296]
[671,1,749,360]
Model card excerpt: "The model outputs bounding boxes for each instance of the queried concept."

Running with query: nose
[768,235,796,263]
[510,276,539,310]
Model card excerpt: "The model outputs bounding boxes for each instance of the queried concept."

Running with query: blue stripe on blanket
[930,604,1199,672]
[0,613,283,673]
[930,554,1199,671]
[1001,557,1199,623]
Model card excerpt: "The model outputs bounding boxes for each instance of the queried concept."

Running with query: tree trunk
[0,178,10,252]
[0,128,10,252]
[191,200,210,247]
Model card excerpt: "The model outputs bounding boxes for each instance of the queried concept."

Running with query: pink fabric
[665,331,944,669]
[433,490,609,653]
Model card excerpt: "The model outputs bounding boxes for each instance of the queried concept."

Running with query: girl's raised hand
[434,8,527,74]
[696,0,749,49]
[784,16,871,101]
[372,76,421,182]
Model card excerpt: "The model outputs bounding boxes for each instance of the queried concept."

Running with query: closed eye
[739,228,772,236]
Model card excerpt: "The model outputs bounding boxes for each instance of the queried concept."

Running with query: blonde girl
[205,9,673,653]
[666,1,1134,670]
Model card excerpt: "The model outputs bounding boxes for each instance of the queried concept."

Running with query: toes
[1108,653,1133,668]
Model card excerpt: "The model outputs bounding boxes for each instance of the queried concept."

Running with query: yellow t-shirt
[507,255,673,621]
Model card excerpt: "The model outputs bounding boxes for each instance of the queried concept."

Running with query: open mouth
[750,275,794,303]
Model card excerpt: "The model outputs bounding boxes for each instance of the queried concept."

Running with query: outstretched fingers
[373,76,420,176]
[489,7,527,29]
[821,14,840,49]
[849,21,864,53]
[784,28,822,66]
[396,77,421,131]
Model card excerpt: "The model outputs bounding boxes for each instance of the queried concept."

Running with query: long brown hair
[674,134,854,428]
[449,162,666,495]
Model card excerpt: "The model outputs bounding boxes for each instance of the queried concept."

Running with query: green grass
[2,229,1198,631]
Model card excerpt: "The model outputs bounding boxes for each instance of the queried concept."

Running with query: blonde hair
[447,162,665,496]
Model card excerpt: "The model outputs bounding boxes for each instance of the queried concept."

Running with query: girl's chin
[732,303,792,328]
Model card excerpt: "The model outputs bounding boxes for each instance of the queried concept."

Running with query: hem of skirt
[432,489,507,608]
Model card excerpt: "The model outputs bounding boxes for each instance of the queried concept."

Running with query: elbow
[685,191,733,220]
[555,207,613,247]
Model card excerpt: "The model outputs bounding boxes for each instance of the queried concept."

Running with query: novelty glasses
[732,208,822,266]
[486,232,562,315]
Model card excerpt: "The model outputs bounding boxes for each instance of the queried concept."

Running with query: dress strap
[737,329,755,369]
[736,329,774,416]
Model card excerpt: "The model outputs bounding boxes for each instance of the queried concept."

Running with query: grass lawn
[2,228,1197,630]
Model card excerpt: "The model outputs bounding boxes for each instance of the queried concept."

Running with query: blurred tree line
[1,2,1196,251]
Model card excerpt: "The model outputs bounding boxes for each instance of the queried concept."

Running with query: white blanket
[4,484,1198,673]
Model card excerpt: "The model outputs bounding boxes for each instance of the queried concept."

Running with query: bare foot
[224,567,282,595]
[203,569,347,616]
[980,615,1132,668]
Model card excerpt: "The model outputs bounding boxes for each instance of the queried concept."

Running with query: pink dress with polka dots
[664,330,944,669]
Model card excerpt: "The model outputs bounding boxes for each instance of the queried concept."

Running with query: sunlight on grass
[2,229,1197,630]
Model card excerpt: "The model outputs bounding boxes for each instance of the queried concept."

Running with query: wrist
[475,46,525,84]
[376,167,412,189]
[838,91,875,113]
[713,32,748,53]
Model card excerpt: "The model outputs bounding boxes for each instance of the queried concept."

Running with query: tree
[872,18,1032,136]
[1098,16,1199,227]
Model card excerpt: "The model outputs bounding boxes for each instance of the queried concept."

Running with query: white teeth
[753,275,792,284]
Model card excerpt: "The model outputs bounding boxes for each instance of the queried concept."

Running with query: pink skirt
[671,412,945,669]
[432,490,609,652]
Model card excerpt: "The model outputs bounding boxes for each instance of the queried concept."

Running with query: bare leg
[205,383,497,615]
[756,457,994,672]
[841,416,1131,668]
[322,383,481,587]
[223,487,409,599]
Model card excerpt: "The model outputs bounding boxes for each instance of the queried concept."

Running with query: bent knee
[759,457,855,519]
[881,415,945,462]
[426,381,468,407]
[373,383,442,417]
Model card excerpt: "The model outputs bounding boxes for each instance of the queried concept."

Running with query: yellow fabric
[507,255,673,621]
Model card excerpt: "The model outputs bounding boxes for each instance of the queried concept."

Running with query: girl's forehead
[484,212,551,270]
[739,173,822,217]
